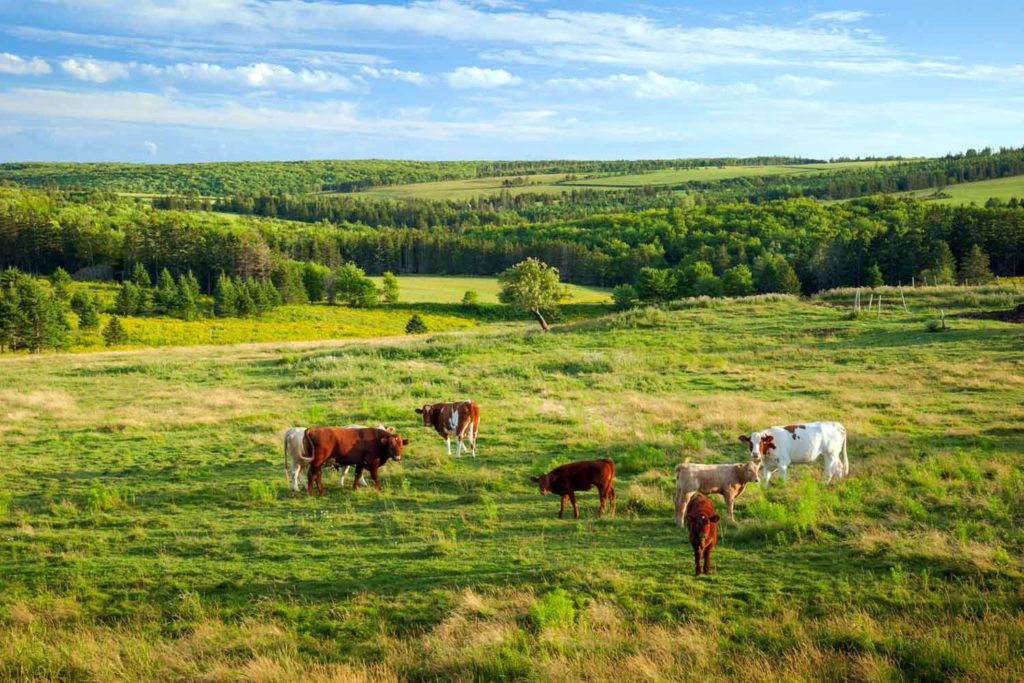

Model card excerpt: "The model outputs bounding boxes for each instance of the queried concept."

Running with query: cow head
[530,473,551,495]
[414,405,434,426]
[686,509,720,542]
[739,432,775,461]
[380,433,409,461]
[736,460,761,484]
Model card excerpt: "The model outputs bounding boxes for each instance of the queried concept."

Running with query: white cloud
[0,52,51,76]
[446,66,522,89]
[359,65,427,86]
[775,74,836,95]
[549,71,757,100]
[154,62,358,92]
[810,11,872,23]
[60,58,130,83]
[142,140,158,155]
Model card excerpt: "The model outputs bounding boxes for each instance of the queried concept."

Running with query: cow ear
[739,435,751,444]
[529,475,540,483]
[402,438,410,445]
[414,408,423,414]
[710,514,720,523]
[763,435,774,443]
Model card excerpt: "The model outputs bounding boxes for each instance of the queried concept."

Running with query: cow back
[305,426,391,467]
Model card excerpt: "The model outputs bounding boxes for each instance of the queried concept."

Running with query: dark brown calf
[302,426,408,496]
[685,494,720,576]
[530,459,616,519]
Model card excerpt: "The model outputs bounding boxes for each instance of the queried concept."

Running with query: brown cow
[685,494,720,576]
[415,401,481,458]
[302,426,408,496]
[530,459,616,519]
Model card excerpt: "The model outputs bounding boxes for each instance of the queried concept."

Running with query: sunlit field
[2,286,1021,681]
[904,174,1024,205]
[367,275,610,304]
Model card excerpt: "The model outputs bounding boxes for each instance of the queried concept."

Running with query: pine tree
[49,267,72,301]
[154,268,178,313]
[115,281,143,316]
[864,262,884,288]
[71,290,100,330]
[130,262,151,288]
[405,314,428,334]
[176,271,200,320]
[234,277,255,317]
[380,271,400,304]
[213,274,237,317]
[959,244,994,284]
[103,316,129,346]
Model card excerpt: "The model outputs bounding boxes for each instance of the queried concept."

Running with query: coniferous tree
[130,262,152,288]
[70,290,100,330]
[176,271,201,320]
[380,271,400,304]
[49,267,72,301]
[103,316,129,346]
[213,274,237,317]
[959,245,994,284]
[234,277,256,317]
[154,268,178,313]
[115,281,143,316]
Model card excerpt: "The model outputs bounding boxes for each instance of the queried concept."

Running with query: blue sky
[0,0,1022,162]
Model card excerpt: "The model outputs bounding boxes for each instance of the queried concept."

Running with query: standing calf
[415,401,480,458]
[673,460,760,525]
[685,494,720,577]
[530,459,616,519]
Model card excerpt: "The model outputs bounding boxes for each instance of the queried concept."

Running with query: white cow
[740,421,848,485]
[284,425,382,492]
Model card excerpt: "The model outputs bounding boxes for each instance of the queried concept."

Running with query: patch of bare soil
[954,303,1024,323]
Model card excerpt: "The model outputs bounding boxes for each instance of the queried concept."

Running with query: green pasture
[905,174,1024,205]
[367,274,611,304]
[1,286,1022,680]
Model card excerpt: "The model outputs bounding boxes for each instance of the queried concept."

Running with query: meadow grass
[367,275,610,304]
[904,174,1024,205]
[0,291,1021,681]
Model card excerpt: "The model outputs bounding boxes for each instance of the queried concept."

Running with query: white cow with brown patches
[740,421,849,485]
[415,401,480,458]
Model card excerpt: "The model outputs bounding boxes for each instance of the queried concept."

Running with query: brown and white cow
[530,458,616,519]
[284,424,392,493]
[302,426,408,496]
[740,421,849,485]
[415,401,480,458]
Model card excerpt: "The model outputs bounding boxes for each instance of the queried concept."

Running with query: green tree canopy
[497,258,568,330]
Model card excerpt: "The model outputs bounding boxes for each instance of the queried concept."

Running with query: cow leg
[455,437,463,459]
[598,491,607,517]
[609,487,616,517]
[353,464,364,490]
[306,466,317,497]
[693,546,702,576]
[369,462,380,490]
[445,436,452,456]
[777,464,789,483]
[558,495,567,518]
[703,547,712,575]
[725,493,736,523]
[339,465,349,488]
[569,491,579,519]
[677,492,695,527]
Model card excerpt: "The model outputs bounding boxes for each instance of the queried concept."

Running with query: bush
[380,271,400,304]
[925,318,947,333]
[461,290,480,308]
[611,283,639,310]
[528,589,575,631]
[405,314,428,334]
[606,306,669,329]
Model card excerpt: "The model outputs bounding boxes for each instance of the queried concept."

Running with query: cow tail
[299,431,315,464]
[472,404,481,443]
[842,429,850,477]
[284,435,291,485]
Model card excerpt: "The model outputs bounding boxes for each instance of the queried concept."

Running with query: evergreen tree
[301,261,329,302]
[959,244,994,284]
[154,268,178,313]
[103,316,129,346]
[130,262,151,288]
[115,281,143,316]
[611,283,639,310]
[380,271,400,304]
[0,272,70,352]
[461,290,480,308]
[176,271,200,320]
[920,240,957,285]
[864,262,884,288]
[49,267,72,301]
[234,277,256,316]
[70,290,100,330]
[405,314,428,334]
[213,274,237,317]
[262,279,281,308]
[249,278,270,314]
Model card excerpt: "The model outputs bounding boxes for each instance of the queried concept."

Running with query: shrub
[611,283,639,310]
[607,306,669,329]
[405,314,428,334]
[461,290,480,308]
[380,271,400,304]
[925,318,947,333]
[528,589,575,631]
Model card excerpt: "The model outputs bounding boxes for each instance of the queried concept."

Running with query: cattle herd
[283,402,850,577]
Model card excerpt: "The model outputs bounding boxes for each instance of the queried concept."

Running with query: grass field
[1,285,1022,681]
[905,174,1024,205]
[367,275,610,304]
[58,276,609,352]
[338,161,910,199]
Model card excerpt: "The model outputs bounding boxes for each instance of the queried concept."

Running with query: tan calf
[674,460,760,525]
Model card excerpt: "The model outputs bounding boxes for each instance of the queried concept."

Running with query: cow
[415,401,481,458]
[283,424,392,493]
[302,426,408,496]
[673,460,760,526]
[740,421,849,485]
[685,494,720,576]
[529,459,616,519]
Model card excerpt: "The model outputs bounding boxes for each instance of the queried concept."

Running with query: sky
[0,0,1022,162]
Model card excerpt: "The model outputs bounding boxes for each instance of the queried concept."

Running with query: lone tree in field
[380,271,400,304]
[498,258,568,331]
[102,316,129,347]
[405,314,428,334]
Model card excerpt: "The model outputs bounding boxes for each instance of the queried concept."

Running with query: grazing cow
[283,424,390,492]
[740,421,849,485]
[415,401,481,458]
[673,460,760,526]
[685,494,720,576]
[530,459,616,519]
[302,426,408,496]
